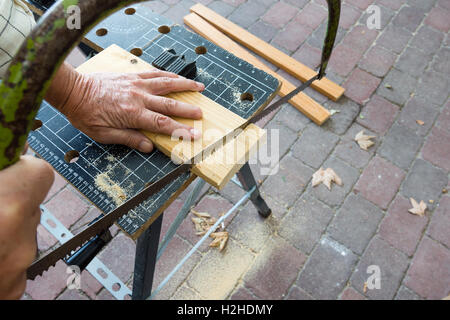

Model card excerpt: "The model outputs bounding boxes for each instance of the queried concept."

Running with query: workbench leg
[237,163,272,218]
[132,213,163,300]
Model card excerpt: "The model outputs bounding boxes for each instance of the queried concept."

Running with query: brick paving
[27,0,450,300]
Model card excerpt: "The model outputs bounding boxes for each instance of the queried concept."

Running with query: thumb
[98,128,154,153]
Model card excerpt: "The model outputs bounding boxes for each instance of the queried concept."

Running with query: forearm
[44,62,89,117]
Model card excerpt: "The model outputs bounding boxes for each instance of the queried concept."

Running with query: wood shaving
[191,210,229,251]
[209,232,229,252]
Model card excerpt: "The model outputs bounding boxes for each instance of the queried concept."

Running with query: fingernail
[197,82,205,91]
[190,128,202,139]
[139,141,153,153]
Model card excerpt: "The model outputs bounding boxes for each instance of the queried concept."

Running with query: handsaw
[27,0,341,280]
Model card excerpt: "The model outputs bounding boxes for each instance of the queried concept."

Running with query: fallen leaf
[363,282,368,294]
[312,168,343,190]
[408,198,427,217]
[355,130,376,151]
[443,188,448,194]
[330,109,341,116]
[416,120,425,126]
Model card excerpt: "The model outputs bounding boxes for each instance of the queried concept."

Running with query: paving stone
[292,125,339,168]
[431,47,450,75]
[171,285,204,300]
[401,159,448,209]
[355,156,405,210]
[378,123,423,170]
[416,71,449,106]
[142,0,169,14]
[207,0,237,17]
[397,96,440,137]
[176,194,234,250]
[406,237,450,300]
[44,172,67,203]
[244,237,306,299]
[273,20,312,52]
[297,236,358,300]
[261,154,314,208]
[378,195,428,256]
[248,21,279,43]
[292,43,322,70]
[227,201,273,252]
[97,233,136,283]
[26,261,69,300]
[392,5,426,32]
[328,43,362,77]
[294,2,328,30]
[329,194,383,255]
[409,25,445,55]
[396,46,433,78]
[152,235,202,300]
[427,195,450,248]
[323,97,361,135]
[57,289,89,300]
[425,6,450,32]
[377,24,413,54]
[340,287,366,300]
[270,103,311,133]
[437,0,450,9]
[284,0,308,8]
[37,224,58,253]
[286,286,314,300]
[341,25,379,53]
[345,0,374,10]
[309,156,360,207]
[279,192,334,254]
[71,206,103,235]
[221,0,246,7]
[358,45,396,78]
[339,3,362,29]
[230,285,259,300]
[45,188,89,229]
[375,0,403,10]
[80,270,103,299]
[395,286,423,300]
[334,123,378,169]
[163,0,195,24]
[264,119,298,158]
[308,20,346,49]
[228,1,267,28]
[436,100,450,133]
[187,239,254,299]
[350,236,409,300]
[343,68,381,104]
[95,288,115,300]
[357,95,399,135]
[407,0,437,10]
[262,2,298,28]
[377,68,418,106]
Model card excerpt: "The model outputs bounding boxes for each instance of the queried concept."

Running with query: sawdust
[95,172,127,206]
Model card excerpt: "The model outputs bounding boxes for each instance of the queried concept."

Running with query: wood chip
[416,120,425,126]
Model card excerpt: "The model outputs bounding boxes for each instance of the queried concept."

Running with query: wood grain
[190,3,345,102]
[76,44,266,189]
[184,13,331,125]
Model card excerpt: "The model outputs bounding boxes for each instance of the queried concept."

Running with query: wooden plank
[76,44,266,189]
[184,13,330,125]
[190,3,345,102]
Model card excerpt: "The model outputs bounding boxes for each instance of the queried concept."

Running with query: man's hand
[46,63,205,153]
[0,156,54,299]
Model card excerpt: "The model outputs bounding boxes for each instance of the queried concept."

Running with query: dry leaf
[355,130,376,151]
[408,198,427,217]
[363,282,368,294]
[312,168,343,190]
[416,120,425,126]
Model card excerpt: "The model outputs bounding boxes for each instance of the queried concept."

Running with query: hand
[0,156,54,299]
[49,64,205,153]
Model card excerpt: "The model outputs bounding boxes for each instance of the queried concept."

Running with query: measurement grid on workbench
[29,7,279,237]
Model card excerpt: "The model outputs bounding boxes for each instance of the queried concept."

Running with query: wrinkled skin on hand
[60,69,205,153]
[0,156,54,299]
